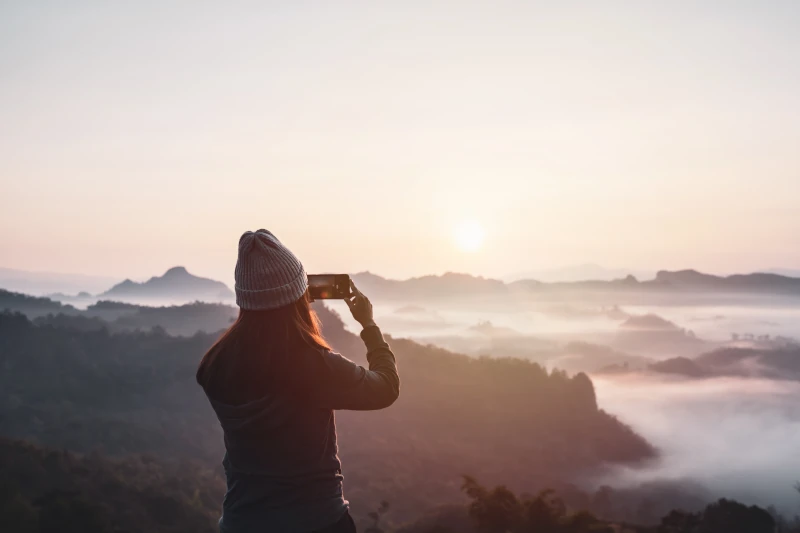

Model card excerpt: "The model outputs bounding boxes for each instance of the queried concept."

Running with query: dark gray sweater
[204,326,399,533]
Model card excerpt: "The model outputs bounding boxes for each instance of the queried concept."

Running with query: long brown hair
[196,292,330,397]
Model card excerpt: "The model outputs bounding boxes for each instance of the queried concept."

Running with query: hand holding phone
[345,281,375,329]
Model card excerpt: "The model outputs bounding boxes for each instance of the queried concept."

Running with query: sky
[2,1,799,284]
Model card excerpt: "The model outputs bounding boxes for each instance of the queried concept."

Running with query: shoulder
[292,344,356,373]
[317,349,366,384]
[318,348,359,371]
[285,346,362,394]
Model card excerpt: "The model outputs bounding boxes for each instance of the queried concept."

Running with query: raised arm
[311,324,399,410]
[308,282,399,410]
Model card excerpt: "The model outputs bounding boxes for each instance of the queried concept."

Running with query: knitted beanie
[234,229,308,310]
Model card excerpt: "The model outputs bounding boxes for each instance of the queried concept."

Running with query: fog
[594,375,800,513]
[329,295,800,338]
[329,295,800,513]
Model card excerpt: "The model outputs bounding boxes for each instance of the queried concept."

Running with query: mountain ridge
[352,268,800,298]
[6,266,800,303]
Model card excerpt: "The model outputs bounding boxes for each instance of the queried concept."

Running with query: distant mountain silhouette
[648,356,711,378]
[765,267,800,278]
[504,263,654,283]
[614,313,707,357]
[353,269,800,299]
[0,288,79,318]
[646,269,800,293]
[600,339,800,381]
[635,346,799,380]
[620,314,680,330]
[352,271,506,298]
[100,266,234,302]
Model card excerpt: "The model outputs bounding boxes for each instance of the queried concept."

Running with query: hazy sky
[2,1,799,283]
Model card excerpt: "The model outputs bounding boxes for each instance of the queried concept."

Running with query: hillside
[613,314,708,357]
[100,267,233,302]
[0,288,238,336]
[0,308,654,525]
[0,289,79,318]
[647,345,800,381]
[0,437,221,533]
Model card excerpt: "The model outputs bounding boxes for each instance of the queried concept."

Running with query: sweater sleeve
[310,326,400,411]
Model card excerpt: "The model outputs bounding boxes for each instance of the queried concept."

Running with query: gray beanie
[234,229,308,310]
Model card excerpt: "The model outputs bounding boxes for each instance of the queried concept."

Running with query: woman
[197,229,400,533]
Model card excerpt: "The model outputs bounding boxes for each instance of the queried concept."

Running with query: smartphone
[308,274,352,300]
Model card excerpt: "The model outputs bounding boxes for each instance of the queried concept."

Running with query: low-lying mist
[328,294,800,513]
[594,374,800,513]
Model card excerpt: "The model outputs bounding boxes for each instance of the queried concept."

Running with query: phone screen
[308,274,351,300]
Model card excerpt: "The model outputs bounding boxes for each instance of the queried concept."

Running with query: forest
[0,307,656,524]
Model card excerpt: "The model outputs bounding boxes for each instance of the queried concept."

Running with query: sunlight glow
[454,220,486,252]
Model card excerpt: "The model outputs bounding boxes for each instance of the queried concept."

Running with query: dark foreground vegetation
[1,437,795,533]
[0,438,220,533]
[400,476,792,533]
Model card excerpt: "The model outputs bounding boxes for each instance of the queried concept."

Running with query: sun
[454,219,486,252]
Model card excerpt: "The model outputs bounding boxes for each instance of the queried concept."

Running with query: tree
[462,476,522,533]
[462,477,611,533]
[700,498,774,533]
[659,499,775,533]
[659,509,702,532]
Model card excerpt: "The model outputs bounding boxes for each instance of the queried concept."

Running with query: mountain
[645,269,800,292]
[599,335,800,381]
[0,288,80,318]
[649,344,800,381]
[0,288,237,336]
[504,263,654,283]
[100,266,234,302]
[352,271,507,299]
[354,270,800,300]
[613,313,708,357]
[765,268,800,278]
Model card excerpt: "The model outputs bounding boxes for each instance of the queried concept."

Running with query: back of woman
[197,230,400,533]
